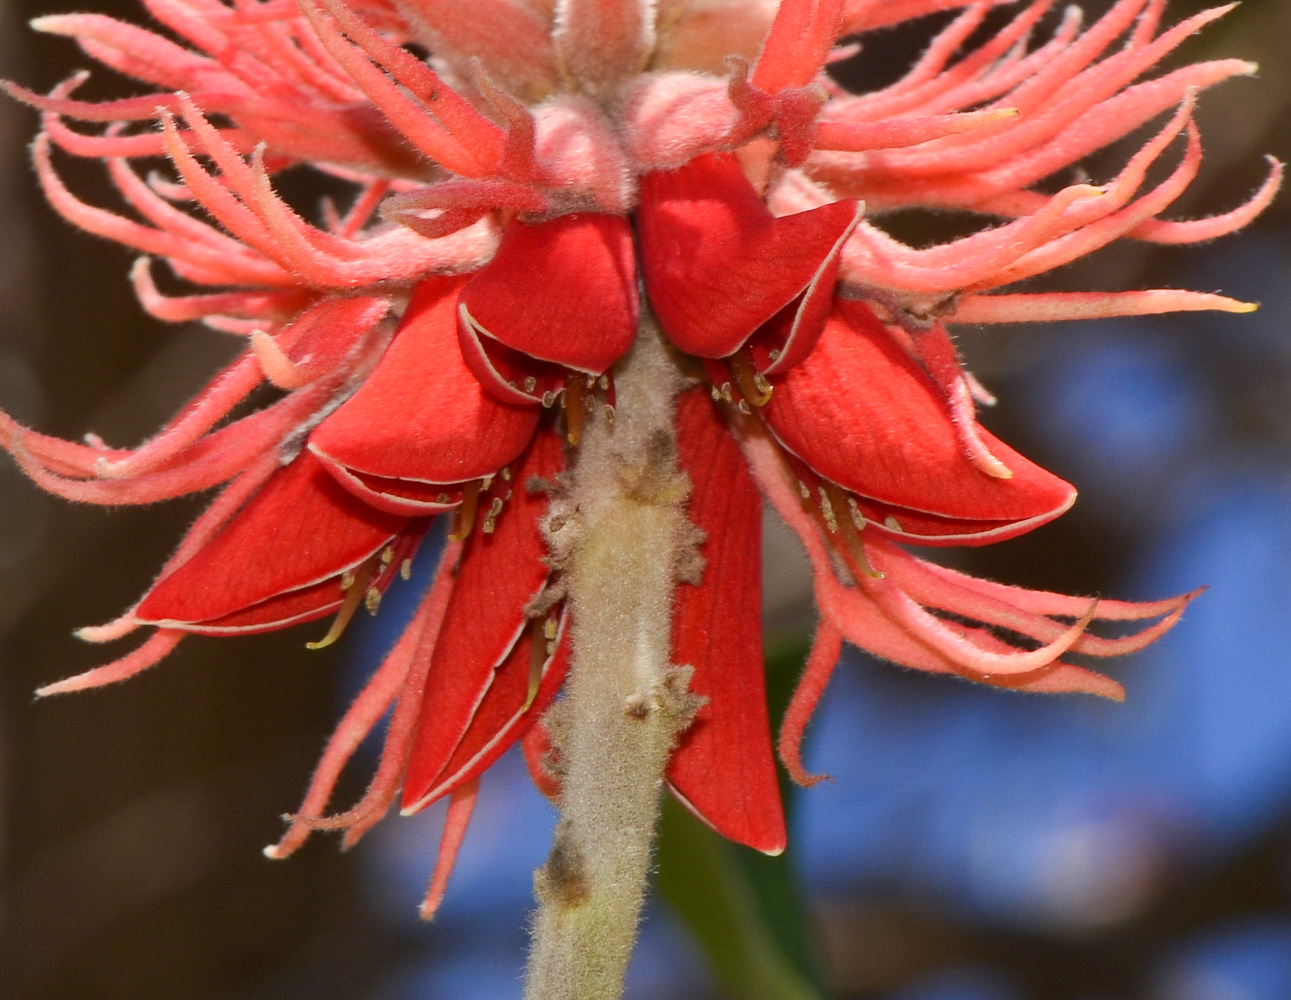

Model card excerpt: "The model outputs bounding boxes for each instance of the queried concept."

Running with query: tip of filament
[251,330,309,390]
[980,457,1013,480]
[74,615,139,643]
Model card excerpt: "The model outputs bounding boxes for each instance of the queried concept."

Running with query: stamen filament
[449,480,482,541]
[307,560,377,649]
[563,375,588,445]
[727,349,773,407]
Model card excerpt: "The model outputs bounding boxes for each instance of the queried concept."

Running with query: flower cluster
[4,0,1277,914]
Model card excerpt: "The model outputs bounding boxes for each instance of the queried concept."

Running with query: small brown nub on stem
[538,825,591,908]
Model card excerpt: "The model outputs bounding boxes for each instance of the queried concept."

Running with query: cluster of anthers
[2,0,1278,913]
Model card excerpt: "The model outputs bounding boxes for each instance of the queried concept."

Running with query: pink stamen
[418,780,479,921]
[777,622,843,787]
[35,630,185,697]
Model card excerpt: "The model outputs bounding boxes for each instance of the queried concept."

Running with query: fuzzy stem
[522,320,699,1000]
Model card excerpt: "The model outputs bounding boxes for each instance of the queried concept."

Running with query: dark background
[0,1,1288,997]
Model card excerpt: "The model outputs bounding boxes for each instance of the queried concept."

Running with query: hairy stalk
[522,318,701,1000]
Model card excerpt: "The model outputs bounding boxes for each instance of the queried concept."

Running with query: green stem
[521,320,699,1000]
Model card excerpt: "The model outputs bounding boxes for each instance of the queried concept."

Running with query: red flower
[3,0,1277,916]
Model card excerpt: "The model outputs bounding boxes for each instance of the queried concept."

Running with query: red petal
[637,152,858,359]
[136,452,412,632]
[764,299,1075,543]
[309,275,539,513]
[405,618,571,815]
[400,430,564,813]
[458,213,638,375]
[666,391,786,855]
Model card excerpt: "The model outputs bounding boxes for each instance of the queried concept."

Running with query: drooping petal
[135,452,416,633]
[667,391,785,856]
[310,274,540,514]
[762,299,1075,543]
[400,429,565,814]
[637,152,859,361]
[458,213,638,381]
[406,618,571,815]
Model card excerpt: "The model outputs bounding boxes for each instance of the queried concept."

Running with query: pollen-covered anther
[817,486,838,533]
[821,483,882,581]
[481,496,505,535]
